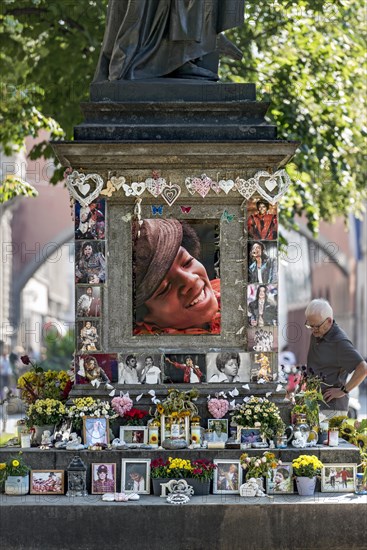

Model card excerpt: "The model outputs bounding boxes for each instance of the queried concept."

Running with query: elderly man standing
[305,299,367,420]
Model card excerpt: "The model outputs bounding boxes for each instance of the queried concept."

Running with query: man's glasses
[304,317,329,330]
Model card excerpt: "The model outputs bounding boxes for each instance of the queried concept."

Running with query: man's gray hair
[305,299,333,319]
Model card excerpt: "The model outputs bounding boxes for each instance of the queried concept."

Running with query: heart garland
[235,177,257,200]
[146,177,167,197]
[122,181,146,197]
[161,182,181,206]
[218,179,235,194]
[66,170,104,207]
[255,169,291,205]
[110,176,126,190]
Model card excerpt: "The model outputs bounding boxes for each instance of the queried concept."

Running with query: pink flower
[208,398,229,419]
[111,395,133,417]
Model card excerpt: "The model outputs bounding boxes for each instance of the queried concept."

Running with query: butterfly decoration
[221,209,235,223]
[151,205,164,216]
[180,206,192,214]
[101,180,116,197]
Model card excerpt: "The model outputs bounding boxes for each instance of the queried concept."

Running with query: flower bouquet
[240,451,281,479]
[0,453,30,495]
[111,394,148,426]
[207,396,229,419]
[152,388,199,441]
[231,396,285,440]
[17,355,72,404]
[292,455,323,478]
[66,397,117,431]
[26,398,66,427]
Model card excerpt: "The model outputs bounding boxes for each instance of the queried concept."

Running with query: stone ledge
[1,494,366,550]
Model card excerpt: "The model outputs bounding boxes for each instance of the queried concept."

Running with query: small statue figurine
[40,430,53,447]
[66,433,85,450]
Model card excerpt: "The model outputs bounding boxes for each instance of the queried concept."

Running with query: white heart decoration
[146,177,166,197]
[66,171,104,207]
[255,169,292,205]
[218,179,235,194]
[265,178,278,192]
[210,180,221,194]
[235,177,257,200]
[131,181,146,196]
[184,177,196,195]
[110,176,126,190]
[161,182,181,206]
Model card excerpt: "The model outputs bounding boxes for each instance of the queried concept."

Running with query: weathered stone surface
[162,439,189,450]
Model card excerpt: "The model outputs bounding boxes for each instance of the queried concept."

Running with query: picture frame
[30,470,64,495]
[266,463,294,494]
[207,419,228,443]
[121,459,151,494]
[213,459,241,494]
[160,414,190,444]
[83,416,110,446]
[321,464,357,493]
[91,463,117,494]
[119,426,148,445]
[237,428,262,446]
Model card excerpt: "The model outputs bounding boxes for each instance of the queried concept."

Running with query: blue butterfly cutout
[221,209,235,223]
[151,205,163,216]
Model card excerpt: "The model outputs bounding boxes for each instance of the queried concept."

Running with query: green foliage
[42,328,75,371]
[223,0,367,231]
[1,0,366,230]
[0,175,38,202]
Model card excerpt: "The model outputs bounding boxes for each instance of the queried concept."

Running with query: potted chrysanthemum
[292,454,323,496]
[1,453,30,496]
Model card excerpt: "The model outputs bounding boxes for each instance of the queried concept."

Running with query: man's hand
[323,387,345,402]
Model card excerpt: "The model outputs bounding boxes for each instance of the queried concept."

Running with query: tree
[1,0,366,232]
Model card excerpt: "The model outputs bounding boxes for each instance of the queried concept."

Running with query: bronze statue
[93,0,244,82]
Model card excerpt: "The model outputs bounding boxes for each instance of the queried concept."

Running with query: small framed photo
[120,426,148,445]
[83,416,110,446]
[91,463,116,494]
[121,459,151,494]
[321,464,357,492]
[266,464,294,494]
[207,419,228,443]
[213,460,241,494]
[237,428,262,445]
[30,470,64,495]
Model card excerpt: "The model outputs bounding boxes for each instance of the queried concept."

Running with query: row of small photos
[28,461,357,496]
[76,352,278,384]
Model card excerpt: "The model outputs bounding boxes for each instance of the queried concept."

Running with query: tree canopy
[1,0,366,232]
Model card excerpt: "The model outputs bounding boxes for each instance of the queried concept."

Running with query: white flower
[261,457,267,463]
[102,409,107,415]
[80,412,85,417]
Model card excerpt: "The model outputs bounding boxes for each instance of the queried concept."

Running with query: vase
[33,425,55,445]
[296,476,316,496]
[152,478,168,496]
[5,475,29,496]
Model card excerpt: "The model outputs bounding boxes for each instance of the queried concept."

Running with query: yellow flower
[12,460,20,467]
[157,404,164,414]
[0,463,6,470]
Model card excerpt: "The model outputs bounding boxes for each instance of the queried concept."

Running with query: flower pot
[296,476,316,496]
[5,475,29,496]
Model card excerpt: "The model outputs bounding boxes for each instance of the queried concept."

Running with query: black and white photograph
[163,354,206,383]
[206,352,250,383]
[118,354,162,384]
[121,459,151,494]
[247,327,278,353]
